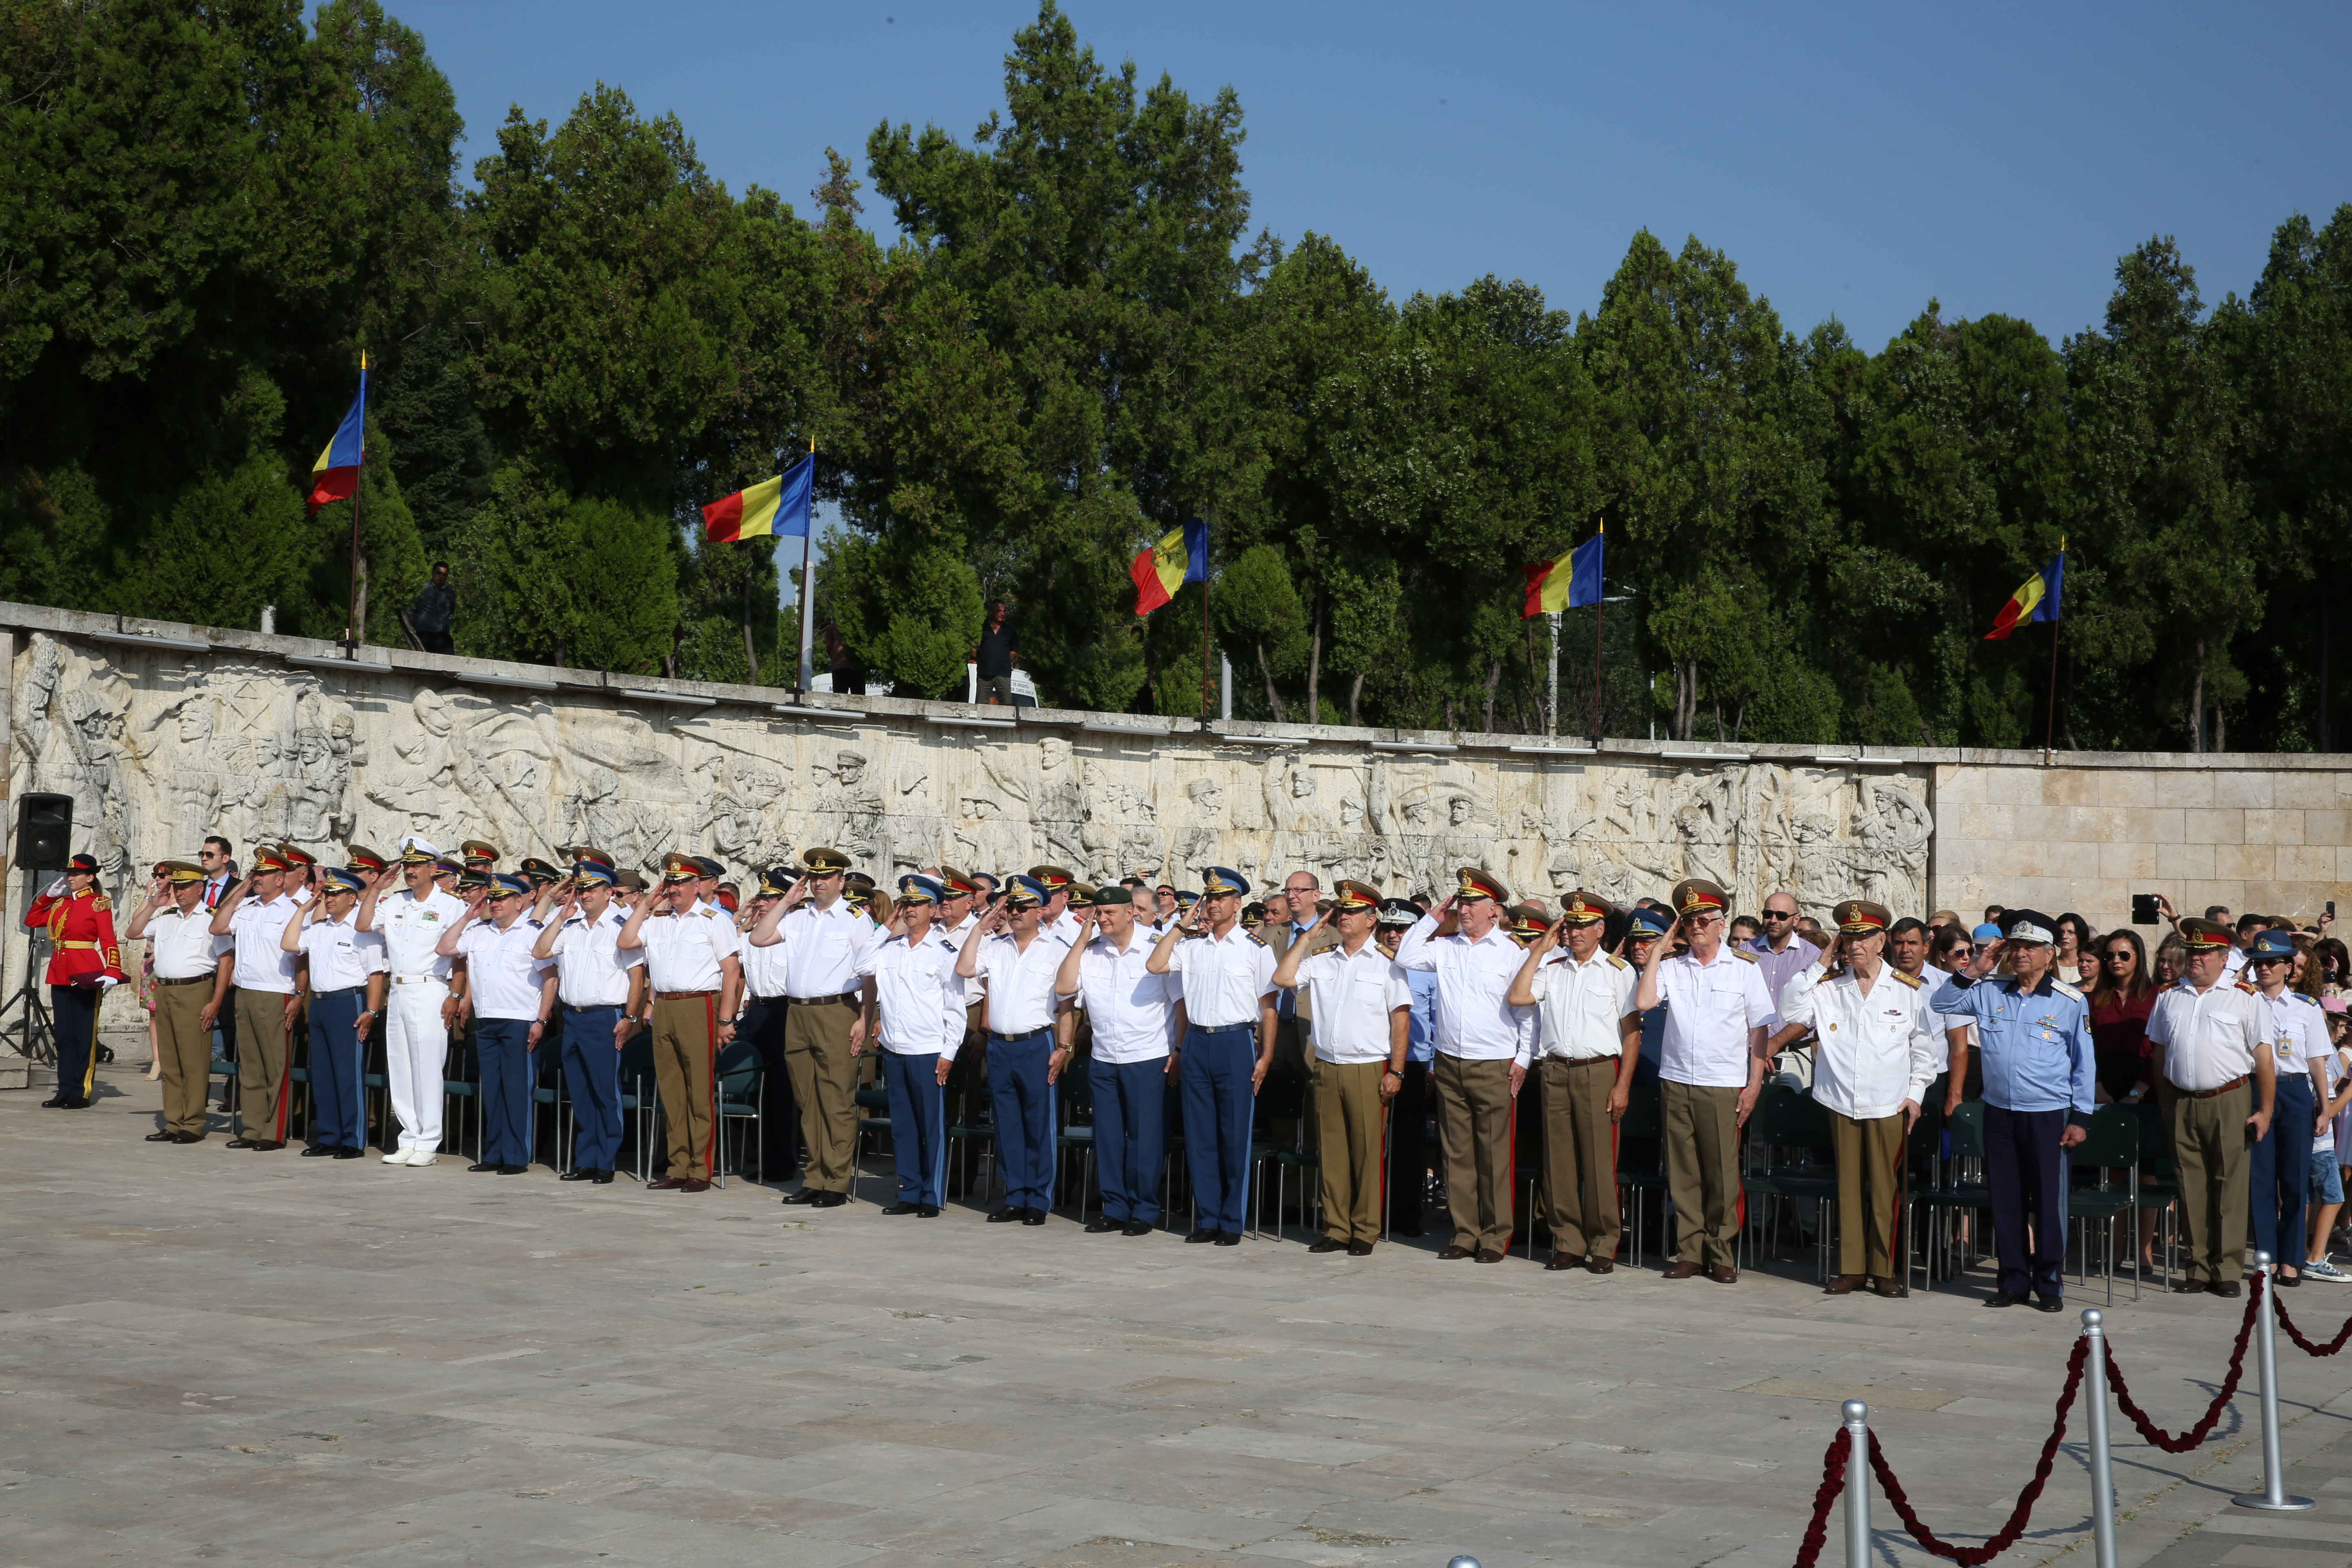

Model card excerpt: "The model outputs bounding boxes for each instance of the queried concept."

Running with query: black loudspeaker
[13,793,73,873]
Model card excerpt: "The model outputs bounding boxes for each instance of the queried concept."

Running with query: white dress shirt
[1166,925,1277,1029]
[2146,978,2266,1092]
[637,905,741,995]
[1074,932,1180,1064]
[457,917,554,1021]
[740,917,792,999]
[227,895,300,993]
[1654,947,1778,1088]
[2259,988,2329,1075]
[1920,963,1974,1056]
[1043,911,1083,948]
[976,931,1067,1036]
[367,886,468,981]
[1778,965,1940,1120]
[1526,950,1641,1062]
[1289,940,1412,1065]
[297,911,390,994]
[1392,914,1535,1067]
[773,899,877,999]
[147,906,231,982]
[548,905,644,1009]
[857,929,967,1058]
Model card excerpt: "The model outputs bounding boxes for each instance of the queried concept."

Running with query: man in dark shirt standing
[410,562,456,654]
[973,600,1018,705]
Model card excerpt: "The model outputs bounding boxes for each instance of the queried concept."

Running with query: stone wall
[1,598,2346,1079]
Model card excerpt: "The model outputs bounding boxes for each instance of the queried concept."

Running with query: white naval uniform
[366,885,469,1151]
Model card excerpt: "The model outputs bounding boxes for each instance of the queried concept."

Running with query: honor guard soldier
[1931,909,2098,1308]
[440,873,556,1175]
[209,848,302,1146]
[619,854,744,1191]
[281,867,388,1158]
[125,861,233,1141]
[534,859,644,1184]
[1056,883,1182,1235]
[1770,900,1940,1296]
[2245,929,2330,1286]
[1272,881,1411,1256]
[735,866,801,1184]
[1508,892,1642,1273]
[1394,870,1535,1262]
[461,840,499,877]
[1149,868,1279,1246]
[2140,918,2274,1296]
[747,848,878,1206]
[856,875,966,1215]
[959,875,1071,1223]
[359,837,469,1166]
[1637,878,1778,1283]
[25,852,126,1109]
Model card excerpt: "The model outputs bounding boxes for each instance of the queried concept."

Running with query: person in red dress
[24,852,126,1108]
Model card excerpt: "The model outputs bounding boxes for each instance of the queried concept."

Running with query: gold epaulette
[1728,948,1757,962]
[1890,968,1922,989]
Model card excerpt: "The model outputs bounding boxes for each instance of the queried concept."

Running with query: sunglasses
[1760,910,1795,921]
[2103,948,2137,961]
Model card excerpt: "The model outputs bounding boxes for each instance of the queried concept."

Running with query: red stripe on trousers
[700,995,717,1179]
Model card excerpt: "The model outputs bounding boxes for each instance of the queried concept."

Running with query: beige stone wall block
[2243,809,2307,846]
[2211,771,2276,809]
[2272,773,2342,810]
[2181,808,2245,845]
[2064,805,2136,842]
[2302,809,2349,846]
[2212,843,2276,882]
[2097,771,2159,808]
[2154,773,2217,809]
[2271,844,2340,886]
[1946,802,2011,842]
[2131,806,2187,844]
[2005,803,2078,842]
[1933,765,1983,803]
[2158,842,2218,881]
[2042,770,2101,806]
[2098,841,2160,880]
[1983,770,2052,806]
[2043,840,2105,881]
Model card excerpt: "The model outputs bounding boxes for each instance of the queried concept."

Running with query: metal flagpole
[345,351,367,653]
[2042,537,2064,766]
[1200,515,1214,722]
[797,435,817,694]
[1591,519,1606,742]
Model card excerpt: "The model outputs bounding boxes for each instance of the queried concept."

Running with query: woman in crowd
[2153,932,2187,987]
[2087,927,2160,1269]
[2312,937,2350,1001]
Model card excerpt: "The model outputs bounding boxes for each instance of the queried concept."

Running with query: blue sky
[394,0,2350,584]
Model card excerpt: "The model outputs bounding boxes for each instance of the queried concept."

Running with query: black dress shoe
[559,1169,597,1181]
[1123,1220,1152,1236]
[1437,1245,1475,1261]
[780,1188,824,1205]
[917,1204,940,1217]
[1085,1216,1121,1233]
[1184,1227,1218,1243]
[2032,1295,2065,1312]
[809,1191,847,1208]
[225,1137,263,1149]
[2279,1271,2303,1287]
[40,1096,67,1108]
[497,1164,528,1175]
[300,1144,336,1157]
[62,1097,92,1108]
[1307,1237,1348,1254]
[881,1202,922,1216]
[468,1162,501,1173]
[174,1131,204,1144]
[2210,1279,2243,1298]
[245,1139,283,1151]
[2171,1279,2209,1294]
[1347,1240,1374,1257]
[1984,1292,2026,1308]
[988,1206,1022,1223]
[145,1130,176,1142]
[332,1147,363,1160]
[1021,1208,1047,1226]
[1214,1231,1242,1246]
[590,1170,614,1185]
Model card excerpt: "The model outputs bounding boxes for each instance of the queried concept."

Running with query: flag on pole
[306,358,367,513]
[702,454,814,543]
[1131,517,1208,615]
[1983,549,2064,641]
[1522,524,1604,617]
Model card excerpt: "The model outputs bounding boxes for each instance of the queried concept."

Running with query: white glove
[45,876,67,897]
[95,976,119,990]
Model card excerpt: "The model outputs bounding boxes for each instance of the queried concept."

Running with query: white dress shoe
[405,1151,437,1167]
[382,1149,412,1164]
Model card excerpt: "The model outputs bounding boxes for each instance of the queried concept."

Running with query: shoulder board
[2291,992,2321,1007]
[1890,969,1922,989]
[2236,980,2258,993]
[2051,979,2083,1002]
[92,895,111,912]
[1606,953,1629,970]
[1729,948,1757,962]
[697,908,719,918]
[1247,932,1269,948]
[526,918,544,930]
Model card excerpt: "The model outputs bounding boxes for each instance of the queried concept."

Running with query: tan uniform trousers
[233,987,294,1142]
[785,998,858,1192]
[2169,1080,2254,1284]
[1435,1054,1516,1253]
[1540,1056,1621,1261]
[1314,1058,1386,1243]
[1662,1080,1742,1271]
[152,979,217,1136]
[650,993,717,1180]
[1829,1108,1906,1279]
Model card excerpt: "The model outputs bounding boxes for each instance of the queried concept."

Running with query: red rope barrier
[2272,1285,2352,1357]
[2102,1273,2263,1451]
[1866,1337,2089,1566]
[1786,1431,1852,1568]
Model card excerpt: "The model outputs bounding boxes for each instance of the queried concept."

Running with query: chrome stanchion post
[2234,1251,2316,1511]
[2081,1310,2118,1568]
[1844,1399,1871,1568]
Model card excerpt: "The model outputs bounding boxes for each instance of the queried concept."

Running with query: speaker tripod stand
[1,870,58,1066]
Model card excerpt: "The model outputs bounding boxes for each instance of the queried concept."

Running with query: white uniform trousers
[385,982,451,1151]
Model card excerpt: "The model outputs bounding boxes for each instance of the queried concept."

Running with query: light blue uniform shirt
[1405,969,1438,1064]
[1929,972,2096,1122]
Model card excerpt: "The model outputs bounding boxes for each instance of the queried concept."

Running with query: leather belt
[750,993,791,1004]
[789,992,859,1007]
[391,975,446,985]
[656,989,716,1002]
[314,986,365,1001]
[2169,1075,2248,1099]
[154,974,213,987]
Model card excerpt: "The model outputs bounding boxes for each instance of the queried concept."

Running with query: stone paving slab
[4,1068,2352,1568]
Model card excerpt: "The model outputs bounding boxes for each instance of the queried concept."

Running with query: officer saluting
[280,867,388,1160]
[1149,867,1278,1246]
[855,875,966,1216]
[533,859,645,1185]
[2142,917,2274,1297]
[210,848,302,1147]
[958,874,1069,1225]
[746,847,880,1207]
[359,836,469,1167]
[26,852,126,1109]
[124,861,232,1142]
[619,853,743,1192]
[1056,883,1182,1235]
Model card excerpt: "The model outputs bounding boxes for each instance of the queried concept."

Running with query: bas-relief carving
[6,633,1930,919]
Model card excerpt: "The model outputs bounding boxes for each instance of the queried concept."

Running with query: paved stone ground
[4,1067,2351,1568]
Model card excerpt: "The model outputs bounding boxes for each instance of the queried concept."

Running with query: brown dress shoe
[1474,1248,1504,1264]
[1869,1277,1904,1298]
[2170,1278,2209,1293]
[1586,1257,1614,1275]
[647,1177,688,1190]
[1545,1252,1582,1271]
[2209,1279,2243,1298]
[1663,1261,1702,1279]
[1709,1265,1738,1284]
[1435,1245,1475,1260]
[1824,1274,1865,1295]
[677,1178,711,1193]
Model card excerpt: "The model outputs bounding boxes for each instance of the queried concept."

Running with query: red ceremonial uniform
[25,887,125,986]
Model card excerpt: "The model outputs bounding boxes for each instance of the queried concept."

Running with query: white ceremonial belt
[391,974,448,985]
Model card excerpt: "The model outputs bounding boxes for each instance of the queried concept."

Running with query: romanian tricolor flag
[1522,523,1605,617]
[1131,517,1208,615]
[1984,547,2065,641]
[703,454,813,543]
[307,356,367,513]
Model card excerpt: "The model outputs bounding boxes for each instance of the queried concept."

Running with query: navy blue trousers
[307,990,366,1149]
[1096,1056,1169,1224]
[1181,1024,1258,1235]
[475,1018,533,1168]
[2253,1072,2316,1270]
[1986,1104,2072,1300]
[882,1049,947,1206]
[562,1005,624,1174]
[987,1029,1056,1210]
[51,984,100,1102]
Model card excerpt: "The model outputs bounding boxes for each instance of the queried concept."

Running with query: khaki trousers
[1829,1109,1905,1278]
[1540,1056,1620,1260]
[233,988,294,1141]
[153,981,216,1136]
[1314,1058,1386,1243]
[1662,1080,1742,1270]
[1434,1054,1515,1253]
[2169,1081,2254,1284]
[785,1000,858,1192]
[650,994,717,1180]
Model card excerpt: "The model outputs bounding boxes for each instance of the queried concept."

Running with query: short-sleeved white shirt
[548,904,643,1009]
[975,931,1067,1036]
[1655,947,1778,1088]
[1074,932,1180,1064]
[227,895,300,994]
[147,906,231,982]
[457,917,554,1021]
[2146,979,2265,1093]
[857,929,967,1057]
[1525,950,1641,1062]
[367,886,468,979]
[1165,925,1277,1029]
[1290,941,1412,1065]
[297,910,389,993]
[1391,914,1535,1066]
[2259,989,2329,1074]
[637,904,741,995]
[1779,965,1941,1120]
[773,898,879,999]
